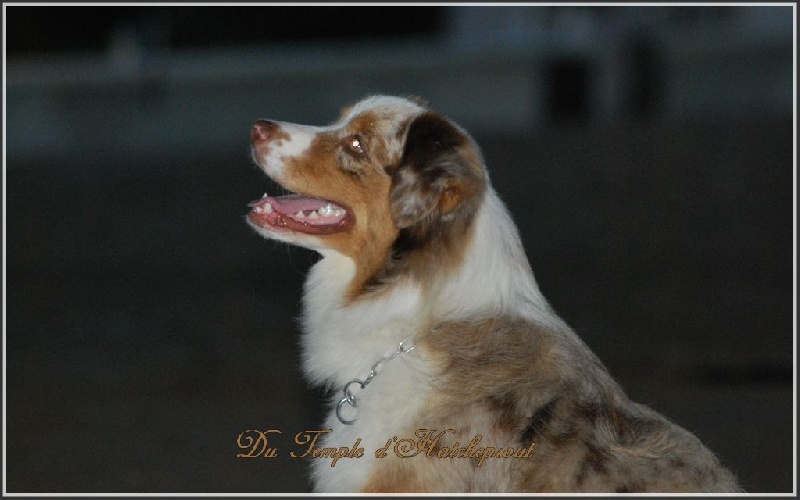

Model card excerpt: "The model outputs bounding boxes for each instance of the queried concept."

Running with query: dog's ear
[390,112,485,229]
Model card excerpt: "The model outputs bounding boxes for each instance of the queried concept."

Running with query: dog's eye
[344,135,366,156]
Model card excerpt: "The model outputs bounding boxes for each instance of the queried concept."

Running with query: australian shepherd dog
[246,95,741,493]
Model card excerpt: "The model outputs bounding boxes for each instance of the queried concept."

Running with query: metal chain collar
[335,340,416,425]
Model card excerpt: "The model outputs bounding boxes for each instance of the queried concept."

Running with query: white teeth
[262,193,268,198]
[294,211,305,218]
[308,211,319,219]
[318,203,335,217]
[253,203,272,214]
[334,209,346,217]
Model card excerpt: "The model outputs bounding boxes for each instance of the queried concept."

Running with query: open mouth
[247,192,354,235]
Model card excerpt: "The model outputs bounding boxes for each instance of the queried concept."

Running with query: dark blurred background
[3,5,794,494]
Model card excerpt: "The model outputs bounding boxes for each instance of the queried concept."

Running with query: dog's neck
[300,253,426,388]
[430,188,558,327]
[299,188,559,389]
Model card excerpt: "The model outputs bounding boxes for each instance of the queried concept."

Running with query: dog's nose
[252,120,277,143]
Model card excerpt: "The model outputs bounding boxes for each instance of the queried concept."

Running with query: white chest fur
[300,252,434,492]
[310,352,432,492]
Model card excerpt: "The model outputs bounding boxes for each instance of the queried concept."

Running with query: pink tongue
[249,194,329,214]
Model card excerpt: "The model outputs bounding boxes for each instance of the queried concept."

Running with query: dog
[246,95,741,493]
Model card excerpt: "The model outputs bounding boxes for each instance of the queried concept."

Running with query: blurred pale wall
[5,6,793,164]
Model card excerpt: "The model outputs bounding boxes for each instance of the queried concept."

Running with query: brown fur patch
[365,113,486,293]
[420,317,566,405]
[344,111,396,173]
[360,464,423,493]
[521,396,560,443]
[251,122,291,161]
[487,393,518,433]
[411,316,742,492]
[347,111,379,134]
[273,127,291,144]
[359,432,484,493]
[280,128,398,300]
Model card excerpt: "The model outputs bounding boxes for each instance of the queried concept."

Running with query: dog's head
[248,95,487,297]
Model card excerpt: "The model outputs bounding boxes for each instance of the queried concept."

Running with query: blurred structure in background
[5,5,793,162]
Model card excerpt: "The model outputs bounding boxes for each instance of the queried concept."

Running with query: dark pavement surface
[5,117,794,493]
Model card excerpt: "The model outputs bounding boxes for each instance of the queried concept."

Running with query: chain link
[335,341,416,425]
